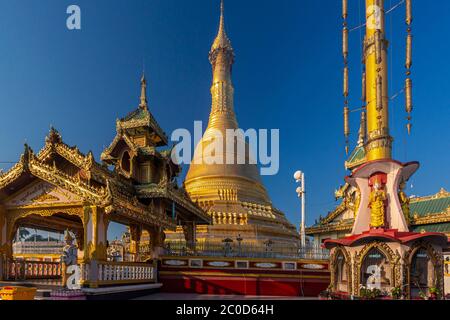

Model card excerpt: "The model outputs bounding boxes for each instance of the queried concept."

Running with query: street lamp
[294,170,306,247]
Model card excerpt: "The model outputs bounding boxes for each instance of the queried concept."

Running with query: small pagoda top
[115,74,168,147]
[101,74,169,164]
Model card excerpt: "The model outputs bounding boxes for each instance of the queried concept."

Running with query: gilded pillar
[83,205,108,262]
[0,206,7,254]
[82,205,108,288]
[129,224,142,262]
[148,226,165,259]
[0,206,8,280]
[364,0,393,161]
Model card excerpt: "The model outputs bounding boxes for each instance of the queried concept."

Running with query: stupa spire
[207,0,237,128]
[139,73,148,109]
[210,0,233,54]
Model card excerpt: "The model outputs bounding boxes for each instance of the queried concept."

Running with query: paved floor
[134,293,317,300]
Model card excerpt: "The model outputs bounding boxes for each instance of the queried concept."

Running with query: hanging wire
[349,0,406,32]
[390,0,396,144]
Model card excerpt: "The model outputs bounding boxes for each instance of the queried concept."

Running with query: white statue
[60,230,78,288]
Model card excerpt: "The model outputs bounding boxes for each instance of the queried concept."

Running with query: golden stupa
[179,1,299,248]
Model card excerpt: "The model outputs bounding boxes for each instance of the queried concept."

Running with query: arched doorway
[334,250,350,293]
[360,248,392,292]
[409,248,435,298]
[6,211,84,284]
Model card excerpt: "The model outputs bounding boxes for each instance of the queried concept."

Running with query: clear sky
[0,0,449,240]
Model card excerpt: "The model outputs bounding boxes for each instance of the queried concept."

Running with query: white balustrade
[96,262,155,284]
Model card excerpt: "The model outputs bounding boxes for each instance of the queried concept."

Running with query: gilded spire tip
[139,73,148,109]
[211,0,233,53]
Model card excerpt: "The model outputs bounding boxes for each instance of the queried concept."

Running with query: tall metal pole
[301,172,306,247]
[294,170,306,248]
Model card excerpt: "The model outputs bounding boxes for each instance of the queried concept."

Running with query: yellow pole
[364,0,392,161]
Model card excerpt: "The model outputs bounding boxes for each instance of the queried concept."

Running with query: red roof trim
[323,229,448,249]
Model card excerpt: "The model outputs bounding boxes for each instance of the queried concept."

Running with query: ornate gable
[5,181,83,208]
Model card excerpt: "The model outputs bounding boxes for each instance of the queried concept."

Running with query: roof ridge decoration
[38,127,98,171]
[410,188,450,203]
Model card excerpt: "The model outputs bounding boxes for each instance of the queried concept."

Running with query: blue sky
[0,0,449,240]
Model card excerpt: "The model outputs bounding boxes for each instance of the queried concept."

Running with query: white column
[301,172,306,247]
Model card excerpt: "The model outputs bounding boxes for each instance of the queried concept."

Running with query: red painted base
[159,275,328,297]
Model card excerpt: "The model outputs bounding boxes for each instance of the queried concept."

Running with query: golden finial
[211,0,233,53]
[139,72,148,109]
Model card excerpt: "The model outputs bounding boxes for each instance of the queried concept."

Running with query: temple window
[335,251,348,292]
[410,248,435,298]
[360,248,391,293]
[121,151,131,173]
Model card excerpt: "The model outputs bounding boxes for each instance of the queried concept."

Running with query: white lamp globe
[294,171,302,181]
[296,187,302,194]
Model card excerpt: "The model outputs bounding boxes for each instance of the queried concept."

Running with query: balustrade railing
[163,241,330,260]
[97,262,156,284]
[6,259,61,280]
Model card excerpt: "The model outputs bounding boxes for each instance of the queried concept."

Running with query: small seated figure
[60,230,78,289]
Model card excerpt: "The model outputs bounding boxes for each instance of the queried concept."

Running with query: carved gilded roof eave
[105,182,176,230]
[411,210,450,226]
[117,110,169,146]
[136,187,211,224]
[334,183,351,199]
[108,193,176,230]
[305,222,353,236]
[101,131,139,162]
[322,202,347,225]
[344,156,366,171]
[28,158,107,205]
[0,147,107,206]
[0,161,25,191]
[37,129,95,171]
[35,131,119,186]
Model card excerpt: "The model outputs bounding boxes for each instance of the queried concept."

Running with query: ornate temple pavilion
[0,75,210,287]
[165,1,299,249]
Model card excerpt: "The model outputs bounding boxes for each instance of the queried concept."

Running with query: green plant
[429,286,440,299]
[391,287,402,300]
[419,291,427,300]
[359,286,382,300]
[429,287,439,295]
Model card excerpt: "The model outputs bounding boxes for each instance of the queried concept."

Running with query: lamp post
[294,170,306,247]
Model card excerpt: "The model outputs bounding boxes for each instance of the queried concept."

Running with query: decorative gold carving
[398,182,411,225]
[30,192,60,204]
